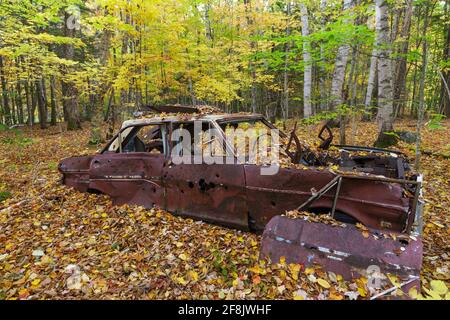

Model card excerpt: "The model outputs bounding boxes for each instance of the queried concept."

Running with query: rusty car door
[87,124,166,208]
[88,152,165,208]
[162,121,248,229]
[163,162,248,229]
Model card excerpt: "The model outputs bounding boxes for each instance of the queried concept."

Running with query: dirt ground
[0,119,448,299]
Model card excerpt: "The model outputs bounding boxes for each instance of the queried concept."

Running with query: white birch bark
[364,48,377,108]
[330,0,354,110]
[374,0,394,138]
[300,3,312,118]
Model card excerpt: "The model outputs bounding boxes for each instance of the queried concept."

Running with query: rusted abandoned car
[59,106,424,289]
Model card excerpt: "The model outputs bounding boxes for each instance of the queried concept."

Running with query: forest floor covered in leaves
[0,119,449,300]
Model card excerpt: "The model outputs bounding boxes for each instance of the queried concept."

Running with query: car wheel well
[87,188,102,194]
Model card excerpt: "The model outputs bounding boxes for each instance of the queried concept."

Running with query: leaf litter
[0,120,448,300]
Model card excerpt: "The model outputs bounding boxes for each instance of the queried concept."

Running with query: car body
[58,112,423,235]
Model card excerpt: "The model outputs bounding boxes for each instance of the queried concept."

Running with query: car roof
[121,113,265,128]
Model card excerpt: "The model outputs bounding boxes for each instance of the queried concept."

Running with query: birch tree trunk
[330,0,354,110]
[35,79,48,129]
[364,48,377,119]
[282,1,291,120]
[319,0,328,111]
[300,2,312,118]
[374,0,396,147]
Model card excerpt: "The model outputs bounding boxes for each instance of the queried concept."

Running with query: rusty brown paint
[260,216,422,288]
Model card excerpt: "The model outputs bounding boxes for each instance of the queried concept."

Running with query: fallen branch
[0,199,29,214]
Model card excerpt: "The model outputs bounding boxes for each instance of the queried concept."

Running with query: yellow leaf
[432,222,444,228]
[430,280,448,295]
[408,287,419,299]
[304,267,315,275]
[423,286,442,300]
[293,295,304,300]
[279,256,286,265]
[177,277,187,285]
[249,265,261,274]
[18,288,29,296]
[317,278,330,289]
[178,253,188,261]
[31,278,41,286]
[188,270,199,282]
[387,274,400,287]
[289,264,300,281]
[329,292,344,300]
[357,287,366,297]
[175,242,183,248]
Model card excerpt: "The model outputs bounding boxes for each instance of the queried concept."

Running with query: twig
[370,276,419,300]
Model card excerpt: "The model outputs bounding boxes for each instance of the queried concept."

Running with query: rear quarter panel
[244,165,410,232]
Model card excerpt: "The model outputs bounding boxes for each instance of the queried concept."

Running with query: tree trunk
[90,23,111,145]
[330,0,354,110]
[31,82,37,125]
[300,3,312,118]
[415,4,430,170]
[35,79,48,129]
[50,76,57,126]
[282,2,291,120]
[61,11,81,130]
[440,1,450,117]
[319,0,328,111]
[16,81,24,124]
[24,81,32,126]
[0,56,12,126]
[374,0,396,148]
[244,0,257,113]
[364,48,378,120]
[393,0,413,118]
[10,88,17,124]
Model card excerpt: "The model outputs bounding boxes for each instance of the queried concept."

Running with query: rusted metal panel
[87,152,165,208]
[244,165,410,232]
[58,156,93,192]
[260,215,422,285]
[163,162,249,229]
